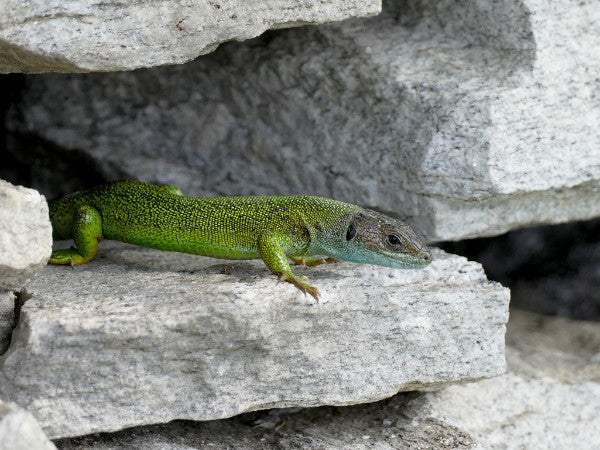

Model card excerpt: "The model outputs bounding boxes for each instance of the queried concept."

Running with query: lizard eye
[346,223,356,241]
[387,234,401,245]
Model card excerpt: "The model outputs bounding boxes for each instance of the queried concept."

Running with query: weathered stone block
[0,244,509,438]
[406,310,600,449]
[0,179,52,291]
[53,311,600,450]
[0,0,381,73]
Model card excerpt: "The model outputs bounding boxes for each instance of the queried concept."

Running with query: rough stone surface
[0,179,52,291]
[6,0,600,241]
[408,373,600,449]
[0,400,56,450]
[0,291,14,355]
[407,310,600,449]
[0,244,509,439]
[54,310,600,449]
[0,0,380,73]
[506,310,600,384]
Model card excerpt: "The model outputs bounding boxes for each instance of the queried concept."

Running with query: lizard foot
[49,249,88,265]
[280,274,321,303]
[291,256,340,267]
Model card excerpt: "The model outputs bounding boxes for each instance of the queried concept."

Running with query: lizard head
[321,209,432,269]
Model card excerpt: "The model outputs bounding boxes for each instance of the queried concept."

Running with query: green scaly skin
[49,180,432,301]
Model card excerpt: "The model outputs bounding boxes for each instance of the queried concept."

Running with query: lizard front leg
[49,205,103,265]
[257,232,320,302]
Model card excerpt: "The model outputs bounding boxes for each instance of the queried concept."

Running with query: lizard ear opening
[346,223,356,241]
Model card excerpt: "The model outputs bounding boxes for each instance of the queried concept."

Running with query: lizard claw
[279,274,321,303]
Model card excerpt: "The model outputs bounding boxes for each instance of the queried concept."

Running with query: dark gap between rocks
[1,132,111,201]
[439,217,600,321]
[52,392,475,449]
[9,289,33,347]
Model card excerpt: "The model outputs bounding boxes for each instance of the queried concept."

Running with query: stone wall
[0,0,598,447]
[5,0,599,241]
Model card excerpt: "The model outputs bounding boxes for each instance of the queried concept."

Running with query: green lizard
[49,180,431,300]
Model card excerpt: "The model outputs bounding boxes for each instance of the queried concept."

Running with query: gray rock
[6,0,600,241]
[0,291,14,354]
[408,373,600,450]
[55,310,600,449]
[0,243,509,439]
[0,179,52,291]
[506,310,600,384]
[407,310,600,449]
[0,0,380,73]
[0,400,56,450]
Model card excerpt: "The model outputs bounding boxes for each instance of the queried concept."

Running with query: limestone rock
[506,310,600,385]
[0,0,380,73]
[55,310,600,449]
[6,0,600,240]
[406,310,600,449]
[0,179,52,291]
[0,244,509,439]
[407,373,600,449]
[0,400,56,450]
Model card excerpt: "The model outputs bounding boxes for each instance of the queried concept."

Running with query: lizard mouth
[388,250,432,268]
[344,243,433,269]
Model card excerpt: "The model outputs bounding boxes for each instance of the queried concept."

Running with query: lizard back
[49,180,360,260]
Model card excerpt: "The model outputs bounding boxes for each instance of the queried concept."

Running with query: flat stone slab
[0,244,508,439]
[54,310,600,449]
[0,0,380,73]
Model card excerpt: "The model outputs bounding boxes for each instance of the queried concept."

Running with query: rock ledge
[0,245,508,439]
